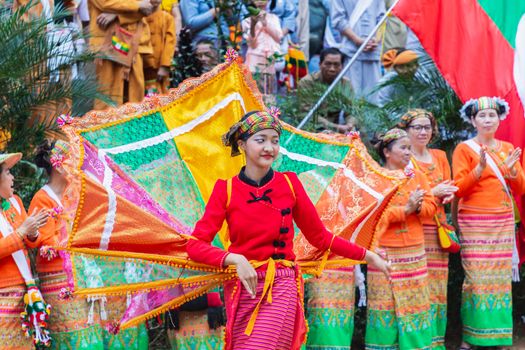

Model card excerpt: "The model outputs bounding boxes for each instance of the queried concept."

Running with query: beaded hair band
[381,128,408,145]
[50,140,70,169]
[398,108,435,128]
[459,96,510,123]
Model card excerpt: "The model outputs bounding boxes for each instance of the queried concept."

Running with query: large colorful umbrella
[58,57,400,331]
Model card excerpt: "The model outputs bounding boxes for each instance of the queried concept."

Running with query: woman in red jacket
[186,109,390,350]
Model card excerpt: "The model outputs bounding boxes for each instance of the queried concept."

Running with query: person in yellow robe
[144,3,176,94]
[88,0,157,109]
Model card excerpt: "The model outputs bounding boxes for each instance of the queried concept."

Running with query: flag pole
[292,0,401,133]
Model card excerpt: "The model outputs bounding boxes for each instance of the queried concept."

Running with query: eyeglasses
[409,125,433,132]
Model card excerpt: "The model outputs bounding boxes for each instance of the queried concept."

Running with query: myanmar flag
[392,0,525,262]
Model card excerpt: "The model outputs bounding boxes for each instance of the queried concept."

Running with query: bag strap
[283,173,296,201]
[226,178,232,208]
[463,139,512,199]
[349,0,374,29]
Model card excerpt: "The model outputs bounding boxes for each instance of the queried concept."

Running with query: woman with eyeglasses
[452,97,525,350]
[398,109,457,349]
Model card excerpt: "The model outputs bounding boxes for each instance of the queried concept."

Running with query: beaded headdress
[50,140,70,169]
[381,128,408,145]
[459,96,510,122]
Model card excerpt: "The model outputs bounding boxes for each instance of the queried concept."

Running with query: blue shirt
[180,0,247,44]
[267,0,297,34]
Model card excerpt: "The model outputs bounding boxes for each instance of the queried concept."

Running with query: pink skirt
[224,266,306,350]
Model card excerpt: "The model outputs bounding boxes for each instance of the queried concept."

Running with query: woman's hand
[432,180,458,204]
[225,253,257,298]
[254,11,267,27]
[365,250,391,278]
[475,147,487,178]
[17,208,48,241]
[505,147,522,177]
[405,186,425,215]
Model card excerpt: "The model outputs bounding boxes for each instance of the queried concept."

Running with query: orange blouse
[28,187,64,274]
[452,140,525,213]
[0,195,39,289]
[377,170,437,247]
[412,149,451,226]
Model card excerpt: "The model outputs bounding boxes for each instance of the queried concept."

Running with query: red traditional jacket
[186,168,367,267]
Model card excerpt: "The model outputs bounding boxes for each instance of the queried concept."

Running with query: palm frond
[0,1,111,156]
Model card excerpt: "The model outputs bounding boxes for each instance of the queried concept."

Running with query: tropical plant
[171,27,203,87]
[0,2,109,204]
[214,0,256,55]
[0,2,108,154]
[281,57,467,157]
[368,57,467,154]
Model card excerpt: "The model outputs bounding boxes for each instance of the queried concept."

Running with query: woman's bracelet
[15,230,24,240]
[27,230,39,242]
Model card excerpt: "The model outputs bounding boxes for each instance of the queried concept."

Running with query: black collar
[239,167,274,187]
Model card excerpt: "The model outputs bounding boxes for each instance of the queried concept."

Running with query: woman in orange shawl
[0,152,49,349]
[29,141,104,349]
[365,128,437,349]
[453,96,525,350]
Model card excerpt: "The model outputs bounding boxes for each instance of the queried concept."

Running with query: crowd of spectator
[36,0,425,130]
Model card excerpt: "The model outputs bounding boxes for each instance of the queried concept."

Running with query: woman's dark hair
[373,135,400,163]
[35,140,55,176]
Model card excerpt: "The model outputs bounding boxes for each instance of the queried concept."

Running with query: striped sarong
[0,284,32,350]
[39,271,104,349]
[224,266,303,350]
[458,211,514,347]
[166,310,224,349]
[423,224,448,349]
[366,244,432,350]
[305,267,355,349]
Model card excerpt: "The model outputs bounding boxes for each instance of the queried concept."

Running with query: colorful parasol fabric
[58,57,402,331]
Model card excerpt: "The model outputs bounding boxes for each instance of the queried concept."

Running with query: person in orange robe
[365,128,437,350]
[397,109,458,349]
[144,2,176,95]
[0,153,49,350]
[88,0,157,109]
[161,0,181,35]
[453,96,525,349]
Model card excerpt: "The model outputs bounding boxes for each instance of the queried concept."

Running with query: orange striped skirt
[0,284,32,350]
